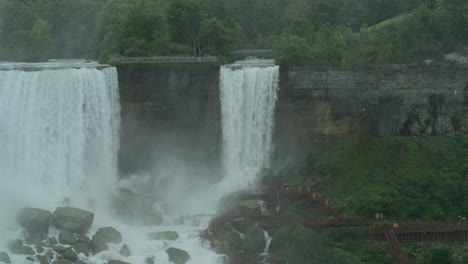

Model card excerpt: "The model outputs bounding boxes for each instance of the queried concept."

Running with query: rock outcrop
[53,207,94,234]
[92,226,122,253]
[16,208,52,236]
[166,247,190,264]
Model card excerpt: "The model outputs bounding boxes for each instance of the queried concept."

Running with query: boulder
[35,254,49,264]
[0,252,10,263]
[91,235,108,253]
[25,232,46,245]
[243,225,265,253]
[47,237,58,245]
[8,239,35,255]
[94,227,122,243]
[119,244,131,257]
[232,217,254,233]
[16,208,52,235]
[92,227,122,253]
[50,245,68,255]
[108,261,131,264]
[52,260,72,264]
[59,230,78,245]
[78,234,91,245]
[147,231,179,241]
[45,250,55,259]
[73,243,89,256]
[53,207,94,234]
[145,256,155,264]
[35,246,44,254]
[60,248,78,262]
[166,247,190,264]
[217,230,243,251]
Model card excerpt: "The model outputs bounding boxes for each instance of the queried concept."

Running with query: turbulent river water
[0,59,278,264]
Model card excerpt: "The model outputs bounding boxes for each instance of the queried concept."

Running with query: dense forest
[0,0,466,67]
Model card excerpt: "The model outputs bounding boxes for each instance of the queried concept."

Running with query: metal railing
[114,56,218,64]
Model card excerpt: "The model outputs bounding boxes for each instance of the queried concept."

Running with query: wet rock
[119,244,131,257]
[53,207,94,234]
[232,217,254,233]
[51,245,68,255]
[47,237,58,245]
[243,225,265,253]
[218,230,243,251]
[52,260,72,264]
[145,256,155,264]
[92,227,122,253]
[26,256,35,262]
[76,260,88,264]
[16,208,52,235]
[73,243,89,256]
[0,252,11,263]
[35,254,49,264]
[59,230,78,245]
[35,246,44,253]
[60,248,78,262]
[107,260,131,264]
[94,227,122,243]
[45,250,55,259]
[147,231,179,241]
[25,232,47,245]
[8,239,35,255]
[91,235,108,253]
[78,234,91,245]
[166,247,190,264]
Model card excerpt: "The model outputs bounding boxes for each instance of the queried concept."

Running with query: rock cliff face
[117,64,220,176]
[117,63,468,173]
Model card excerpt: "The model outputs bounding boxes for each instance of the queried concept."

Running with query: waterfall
[0,61,120,215]
[220,59,279,190]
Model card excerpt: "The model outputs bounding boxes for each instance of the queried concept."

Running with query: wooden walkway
[203,187,468,264]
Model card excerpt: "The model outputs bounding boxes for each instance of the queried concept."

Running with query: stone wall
[117,63,468,174]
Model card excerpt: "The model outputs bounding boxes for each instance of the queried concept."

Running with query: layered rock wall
[117,63,468,173]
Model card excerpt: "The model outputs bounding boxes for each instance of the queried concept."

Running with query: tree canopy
[0,0,465,65]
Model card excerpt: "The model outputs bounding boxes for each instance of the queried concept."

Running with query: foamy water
[0,59,279,264]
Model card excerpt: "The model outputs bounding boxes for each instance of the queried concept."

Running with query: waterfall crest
[220,59,279,190]
[0,62,120,213]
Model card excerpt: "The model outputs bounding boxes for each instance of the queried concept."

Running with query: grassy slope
[303,134,468,220]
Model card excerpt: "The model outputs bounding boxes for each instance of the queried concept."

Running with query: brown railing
[384,228,410,264]
[203,187,468,264]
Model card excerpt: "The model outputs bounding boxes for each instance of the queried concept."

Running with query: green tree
[196,17,240,56]
[93,0,168,58]
[7,19,52,62]
[167,0,202,51]
[311,24,349,67]
[273,33,313,67]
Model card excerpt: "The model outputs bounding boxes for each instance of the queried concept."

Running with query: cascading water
[0,58,279,264]
[0,61,120,262]
[0,61,120,214]
[220,59,279,191]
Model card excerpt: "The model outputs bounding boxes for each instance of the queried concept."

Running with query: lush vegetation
[277,135,468,220]
[0,0,466,65]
